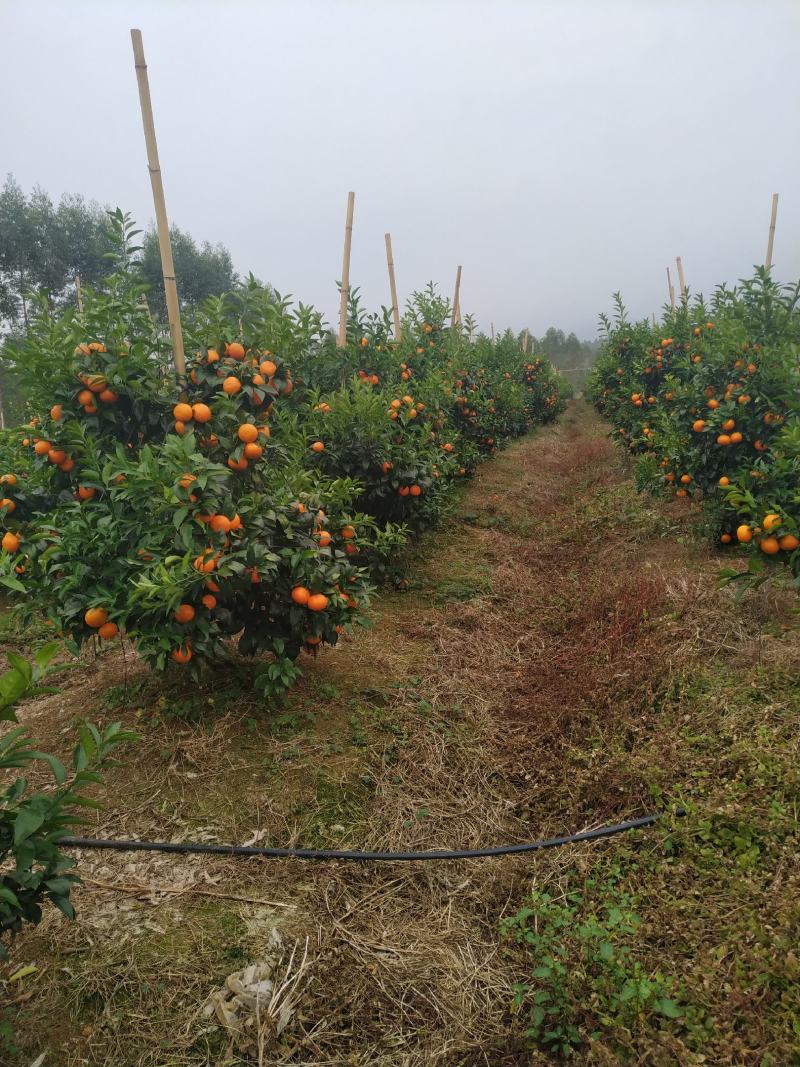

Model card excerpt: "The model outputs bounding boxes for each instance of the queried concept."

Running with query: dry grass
[3,401,799,1066]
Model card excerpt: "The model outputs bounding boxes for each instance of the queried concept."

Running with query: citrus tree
[588,270,800,591]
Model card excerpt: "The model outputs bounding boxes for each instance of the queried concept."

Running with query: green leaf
[13,807,46,844]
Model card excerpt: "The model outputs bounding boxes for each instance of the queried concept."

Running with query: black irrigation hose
[61,808,686,863]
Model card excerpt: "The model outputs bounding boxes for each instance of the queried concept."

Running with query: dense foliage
[0,214,570,693]
[587,269,800,592]
[0,644,135,960]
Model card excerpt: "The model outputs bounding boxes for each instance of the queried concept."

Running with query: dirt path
[6,401,799,1066]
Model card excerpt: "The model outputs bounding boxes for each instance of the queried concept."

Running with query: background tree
[140,226,238,315]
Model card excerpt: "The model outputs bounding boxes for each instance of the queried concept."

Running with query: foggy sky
[3,0,799,339]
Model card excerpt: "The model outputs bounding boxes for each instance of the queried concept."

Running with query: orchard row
[588,269,799,593]
[0,216,570,693]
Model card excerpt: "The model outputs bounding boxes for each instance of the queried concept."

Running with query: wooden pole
[666,266,676,310]
[521,328,529,354]
[765,192,779,270]
[451,265,462,326]
[676,256,687,299]
[130,29,186,380]
[384,233,401,339]
[337,191,355,348]
[75,275,84,313]
[490,322,495,343]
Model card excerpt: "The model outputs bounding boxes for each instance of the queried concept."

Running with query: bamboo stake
[490,322,495,343]
[666,266,676,310]
[130,29,186,380]
[676,256,687,299]
[337,191,355,348]
[652,312,657,328]
[384,232,401,339]
[522,328,529,354]
[765,192,779,270]
[74,275,84,313]
[451,265,462,326]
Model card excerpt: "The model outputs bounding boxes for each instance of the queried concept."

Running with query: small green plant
[0,644,136,960]
[501,871,683,1056]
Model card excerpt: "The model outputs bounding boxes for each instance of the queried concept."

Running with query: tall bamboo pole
[666,266,676,310]
[130,29,186,380]
[765,192,779,270]
[676,256,687,299]
[384,233,401,339]
[75,275,84,313]
[490,322,495,343]
[451,265,462,326]
[337,191,355,348]
[522,328,529,354]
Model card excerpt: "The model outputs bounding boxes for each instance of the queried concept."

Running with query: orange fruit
[210,515,232,535]
[1,531,20,553]
[722,418,736,431]
[227,456,248,471]
[718,476,730,487]
[61,457,75,472]
[317,530,332,547]
[193,553,216,573]
[207,349,220,363]
[680,474,692,485]
[692,420,705,432]
[229,513,243,531]
[720,533,732,544]
[381,461,393,473]
[260,360,277,378]
[778,534,799,551]
[98,622,118,640]
[760,536,780,555]
[201,594,217,610]
[736,525,753,543]
[402,395,413,405]
[676,488,688,498]
[225,342,246,360]
[179,473,195,489]
[729,432,743,444]
[311,441,325,453]
[48,449,66,465]
[174,421,187,435]
[77,486,96,500]
[34,440,51,456]
[206,578,221,593]
[223,376,242,395]
[50,404,63,421]
[763,513,782,531]
[84,607,108,628]
[175,603,196,623]
[98,389,118,404]
[171,644,193,664]
[0,474,15,487]
[398,485,410,497]
[341,525,356,539]
[173,402,193,421]
[192,403,212,423]
[410,484,422,497]
[716,434,732,446]
[291,586,311,605]
[244,442,262,459]
[238,423,259,443]
[307,593,329,612]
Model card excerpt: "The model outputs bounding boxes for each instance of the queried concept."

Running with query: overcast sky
[3,0,799,339]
